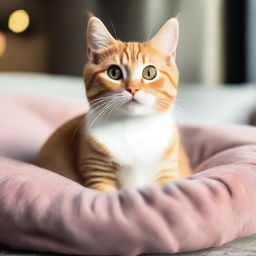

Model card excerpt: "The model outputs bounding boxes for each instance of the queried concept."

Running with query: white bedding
[0,72,255,124]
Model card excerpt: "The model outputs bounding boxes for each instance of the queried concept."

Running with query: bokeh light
[8,9,30,33]
[0,32,6,57]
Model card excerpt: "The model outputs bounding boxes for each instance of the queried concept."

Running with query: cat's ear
[87,17,115,59]
[149,18,179,65]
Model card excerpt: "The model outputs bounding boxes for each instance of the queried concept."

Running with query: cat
[37,16,192,192]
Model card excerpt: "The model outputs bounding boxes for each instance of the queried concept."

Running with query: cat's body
[88,109,182,188]
[37,16,192,191]
[37,113,191,191]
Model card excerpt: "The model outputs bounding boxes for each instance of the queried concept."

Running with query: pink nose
[126,88,139,95]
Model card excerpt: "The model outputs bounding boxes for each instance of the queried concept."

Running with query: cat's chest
[88,114,175,166]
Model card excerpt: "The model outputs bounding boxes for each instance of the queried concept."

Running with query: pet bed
[1,95,256,255]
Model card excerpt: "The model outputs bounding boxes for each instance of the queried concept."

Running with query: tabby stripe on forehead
[140,43,146,63]
[124,43,130,61]
[160,70,177,88]
[120,43,128,64]
[87,69,105,90]
[132,43,137,60]
[142,49,146,63]
[136,43,141,61]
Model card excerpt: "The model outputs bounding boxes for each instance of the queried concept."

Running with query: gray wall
[4,0,249,85]
[48,0,226,84]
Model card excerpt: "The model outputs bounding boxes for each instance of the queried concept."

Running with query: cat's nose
[126,88,139,95]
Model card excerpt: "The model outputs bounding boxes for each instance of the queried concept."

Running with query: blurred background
[0,0,255,85]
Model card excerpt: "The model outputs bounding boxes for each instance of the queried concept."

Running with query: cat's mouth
[120,97,142,112]
[126,97,141,106]
[130,97,139,103]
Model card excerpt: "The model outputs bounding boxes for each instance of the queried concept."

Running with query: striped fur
[84,41,179,112]
[37,17,192,191]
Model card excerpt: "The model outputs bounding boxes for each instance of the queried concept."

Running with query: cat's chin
[117,101,155,116]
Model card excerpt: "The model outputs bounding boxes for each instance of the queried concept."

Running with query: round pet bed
[1,95,256,256]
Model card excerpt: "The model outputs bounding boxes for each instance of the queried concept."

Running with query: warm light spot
[0,32,6,57]
[8,9,30,33]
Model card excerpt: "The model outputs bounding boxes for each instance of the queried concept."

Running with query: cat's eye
[107,65,123,80]
[142,65,157,80]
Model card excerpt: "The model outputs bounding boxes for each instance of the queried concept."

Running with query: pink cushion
[1,95,256,255]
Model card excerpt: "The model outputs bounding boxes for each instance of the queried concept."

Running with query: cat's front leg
[81,170,119,191]
[79,162,119,192]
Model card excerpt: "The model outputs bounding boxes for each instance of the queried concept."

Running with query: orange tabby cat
[37,16,192,191]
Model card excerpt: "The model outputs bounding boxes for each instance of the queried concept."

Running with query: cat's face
[84,17,179,116]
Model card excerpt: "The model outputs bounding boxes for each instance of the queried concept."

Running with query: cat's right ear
[87,17,115,60]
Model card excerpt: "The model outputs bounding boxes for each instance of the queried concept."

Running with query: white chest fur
[86,112,176,188]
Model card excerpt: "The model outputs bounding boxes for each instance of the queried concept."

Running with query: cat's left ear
[149,18,179,65]
[87,17,115,60]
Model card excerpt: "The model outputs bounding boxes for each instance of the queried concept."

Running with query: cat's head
[84,16,179,116]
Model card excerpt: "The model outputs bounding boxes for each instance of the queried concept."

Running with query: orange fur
[84,41,179,112]
[37,17,192,191]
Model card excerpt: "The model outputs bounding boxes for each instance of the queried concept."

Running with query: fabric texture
[1,95,256,256]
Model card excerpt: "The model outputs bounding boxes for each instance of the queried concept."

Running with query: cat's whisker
[92,93,124,101]
[89,95,119,105]
[69,115,87,144]
[92,94,125,103]
[88,100,112,116]
[109,18,119,40]
[90,93,124,101]
[89,99,112,109]
[99,101,119,123]
[105,98,126,121]
[174,97,186,107]
[90,95,129,127]
[71,97,126,146]
[95,100,119,124]
[89,99,117,129]
[172,102,186,115]
[108,18,123,59]
[88,99,123,121]
[89,94,124,112]
[71,97,123,144]
[105,103,118,121]
[101,96,128,119]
